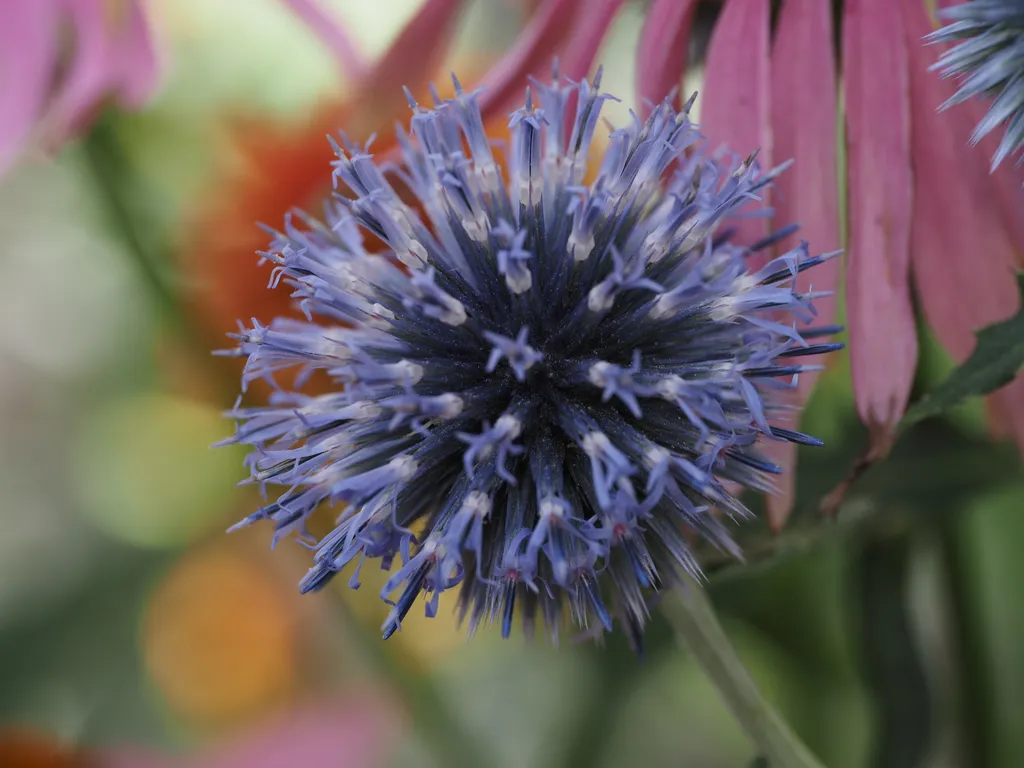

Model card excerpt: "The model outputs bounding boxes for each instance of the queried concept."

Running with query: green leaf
[902,273,1024,428]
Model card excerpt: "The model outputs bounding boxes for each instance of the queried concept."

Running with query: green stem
[81,118,187,332]
[663,579,826,768]
[851,528,932,768]
[934,515,992,768]
[80,115,239,401]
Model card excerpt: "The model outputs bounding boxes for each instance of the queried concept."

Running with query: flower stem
[663,578,826,768]
[81,117,189,334]
[80,114,239,402]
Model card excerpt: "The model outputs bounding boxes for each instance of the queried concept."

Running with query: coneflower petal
[280,0,367,79]
[844,0,917,451]
[766,0,840,528]
[476,0,583,118]
[701,0,772,251]
[350,0,467,134]
[905,0,1024,454]
[558,0,626,83]
[0,2,58,175]
[635,0,697,119]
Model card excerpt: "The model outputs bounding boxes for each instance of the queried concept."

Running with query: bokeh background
[1,1,1022,766]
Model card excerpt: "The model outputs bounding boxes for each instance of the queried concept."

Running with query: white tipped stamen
[656,375,684,400]
[396,360,424,384]
[649,293,674,321]
[389,454,419,481]
[710,296,740,321]
[371,303,395,321]
[505,270,533,294]
[588,282,614,312]
[644,445,670,470]
[588,361,613,387]
[436,393,464,419]
[353,400,383,420]
[439,298,467,326]
[463,490,492,518]
[569,231,595,262]
[540,496,567,519]
[581,431,611,458]
[495,414,522,440]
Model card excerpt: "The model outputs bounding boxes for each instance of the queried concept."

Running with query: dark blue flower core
[929,0,1024,170]
[220,69,839,643]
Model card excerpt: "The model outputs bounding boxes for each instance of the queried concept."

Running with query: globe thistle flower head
[220,67,840,644]
[928,0,1024,169]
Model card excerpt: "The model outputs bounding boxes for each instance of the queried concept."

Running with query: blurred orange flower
[179,0,616,351]
[180,0,468,348]
[0,728,87,768]
[142,543,300,727]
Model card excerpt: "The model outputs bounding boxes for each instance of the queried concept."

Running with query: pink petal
[111,1,163,109]
[903,0,1024,453]
[0,1,58,176]
[843,0,917,450]
[635,0,697,118]
[45,0,162,146]
[280,0,367,79]
[197,699,396,768]
[476,0,582,119]
[989,381,1024,455]
[46,0,121,141]
[352,0,466,128]
[98,696,399,768]
[557,0,625,83]
[700,0,771,250]
[764,0,840,528]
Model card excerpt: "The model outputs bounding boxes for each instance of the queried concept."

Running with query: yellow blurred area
[294,503,468,671]
[338,561,470,671]
[142,543,300,727]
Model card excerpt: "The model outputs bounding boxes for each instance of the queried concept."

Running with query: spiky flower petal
[220,69,838,644]
[929,0,1024,169]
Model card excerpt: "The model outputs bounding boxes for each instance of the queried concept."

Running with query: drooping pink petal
[475,0,582,118]
[764,0,840,529]
[0,1,58,175]
[700,0,771,250]
[42,0,162,147]
[903,0,1024,455]
[557,0,624,83]
[280,0,367,79]
[933,0,1024,267]
[44,0,112,140]
[111,0,163,109]
[635,0,697,118]
[843,0,917,451]
[351,0,466,131]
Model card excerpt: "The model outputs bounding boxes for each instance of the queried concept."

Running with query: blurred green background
[1,2,1022,766]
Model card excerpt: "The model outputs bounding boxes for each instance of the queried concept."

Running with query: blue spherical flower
[929,0,1024,169]
[220,69,839,644]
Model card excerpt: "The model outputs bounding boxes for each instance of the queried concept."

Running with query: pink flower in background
[0,0,161,176]
[98,696,400,768]
[635,0,1024,523]
[0,0,373,178]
